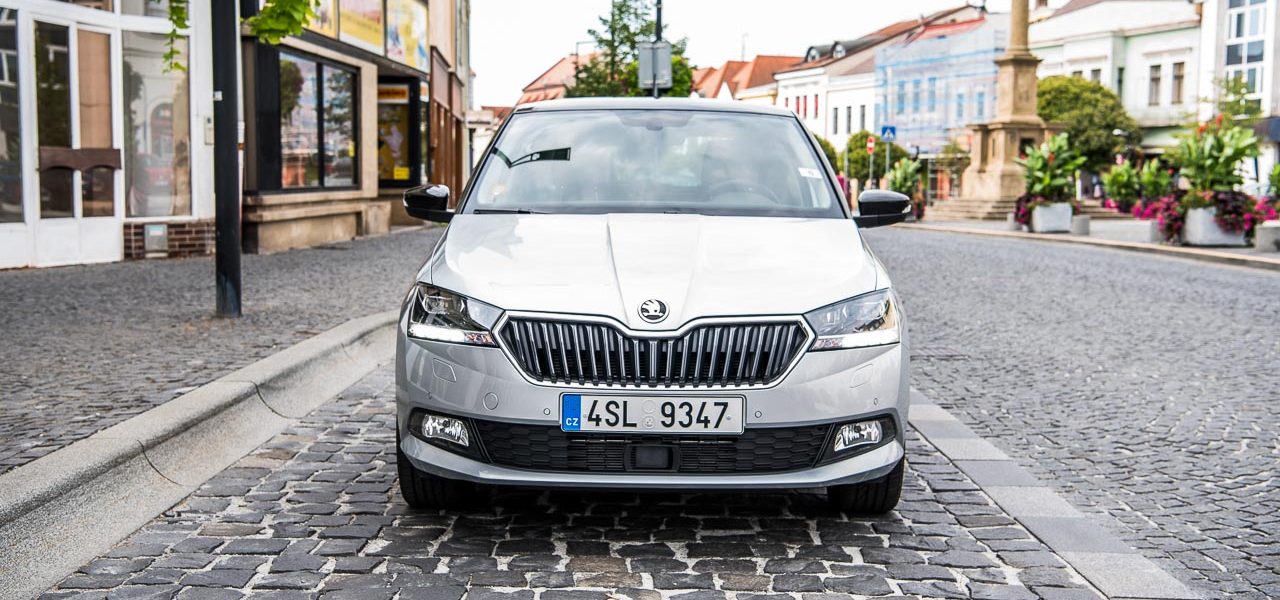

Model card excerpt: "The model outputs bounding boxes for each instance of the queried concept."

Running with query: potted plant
[1015,133,1086,233]
[1101,159,1140,213]
[1169,115,1259,246]
[886,158,924,220]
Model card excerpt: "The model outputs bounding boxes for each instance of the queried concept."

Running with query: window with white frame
[1225,0,1267,98]
[1148,64,1162,106]
[1172,62,1185,104]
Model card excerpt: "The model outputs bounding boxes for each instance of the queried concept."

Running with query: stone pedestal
[1255,221,1280,252]
[957,1,1062,215]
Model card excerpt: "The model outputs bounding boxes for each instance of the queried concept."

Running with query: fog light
[420,413,470,447]
[834,420,882,453]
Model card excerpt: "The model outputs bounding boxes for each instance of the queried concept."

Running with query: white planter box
[1255,220,1280,252]
[1031,202,1072,233]
[1183,207,1246,246]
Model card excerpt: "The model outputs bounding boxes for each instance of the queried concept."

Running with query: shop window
[79,30,114,217]
[124,31,191,217]
[56,1,113,11]
[0,9,20,223]
[378,85,411,182]
[278,50,357,190]
[35,22,73,219]
[120,0,170,17]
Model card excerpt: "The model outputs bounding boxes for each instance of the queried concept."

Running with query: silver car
[395,98,911,514]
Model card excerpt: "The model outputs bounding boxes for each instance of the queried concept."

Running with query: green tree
[567,0,693,98]
[814,135,839,172]
[1037,76,1140,171]
[166,0,319,70]
[841,131,908,186]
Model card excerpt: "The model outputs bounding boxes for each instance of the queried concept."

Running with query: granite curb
[0,310,398,600]
[908,388,1201,600]
[898,222,1280,272]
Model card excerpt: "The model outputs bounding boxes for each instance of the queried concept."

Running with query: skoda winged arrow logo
[638,299,669,323]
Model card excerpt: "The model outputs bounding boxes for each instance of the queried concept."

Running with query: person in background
[837,170,848,199]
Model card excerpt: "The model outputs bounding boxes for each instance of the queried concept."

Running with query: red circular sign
[866,136,876,154]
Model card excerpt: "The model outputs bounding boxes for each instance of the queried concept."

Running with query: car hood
[427,213,877,331]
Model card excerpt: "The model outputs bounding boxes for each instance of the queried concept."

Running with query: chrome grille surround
[494,312,813,389]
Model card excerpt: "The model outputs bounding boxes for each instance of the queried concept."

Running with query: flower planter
[1030,202,1072,233]
[1183,207,1246,246]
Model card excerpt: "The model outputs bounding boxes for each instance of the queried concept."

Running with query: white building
[1030,0,1203,152]
[1197,0,1278,193]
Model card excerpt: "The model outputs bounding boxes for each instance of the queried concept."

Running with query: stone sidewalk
[0,227,442,476]
[905,219,1280,271]
[42,366,1110,600]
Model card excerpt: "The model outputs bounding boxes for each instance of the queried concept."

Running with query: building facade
[875,13,1007,159]
[1,0,472,268]
[1198,0,1278,193]
[1030,0,1202,152]
[0,0,216,269]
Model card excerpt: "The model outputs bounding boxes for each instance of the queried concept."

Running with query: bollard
[1070,215,1090,236]
[1255,221,1280,252]
[1006,212,1021,231]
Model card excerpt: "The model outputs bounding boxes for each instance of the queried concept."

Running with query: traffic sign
[880,126,897,142]
[866,136,876,155]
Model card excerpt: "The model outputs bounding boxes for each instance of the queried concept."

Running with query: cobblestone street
[0,227,442,476]
[44,367,1102,600]
[863,229,1280,599]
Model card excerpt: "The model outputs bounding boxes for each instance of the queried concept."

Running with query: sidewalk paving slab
[908,388,1200,600]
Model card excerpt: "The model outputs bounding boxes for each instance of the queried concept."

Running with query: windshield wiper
[491,147,571,168]
[472,208,546,214]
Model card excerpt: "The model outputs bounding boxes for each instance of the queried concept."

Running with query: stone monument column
[947,0,1062,219]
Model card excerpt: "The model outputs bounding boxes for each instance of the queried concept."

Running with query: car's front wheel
[396,433,473,510]
[828,458,904,515]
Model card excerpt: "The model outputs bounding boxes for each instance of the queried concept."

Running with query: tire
[828,458,905,515]
[396,434,473,510]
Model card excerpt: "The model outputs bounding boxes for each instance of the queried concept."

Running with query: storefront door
[0,7,122,269]
[30,14,122,266]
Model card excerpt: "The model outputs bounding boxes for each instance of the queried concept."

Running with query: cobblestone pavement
[0,227,442,476]
[863,228,1280,600]
[44,366,1103,600]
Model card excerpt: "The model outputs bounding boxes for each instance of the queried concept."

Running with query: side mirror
[853,190,911,228]
[403,184,453,223]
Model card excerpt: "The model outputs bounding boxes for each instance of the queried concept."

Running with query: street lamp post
[653,0,663,99]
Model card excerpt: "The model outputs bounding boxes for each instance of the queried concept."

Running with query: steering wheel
[707,179,782,205]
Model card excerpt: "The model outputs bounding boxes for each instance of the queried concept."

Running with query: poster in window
[386,0,429,72]
[305,0,338,38]
[339,0,383,55]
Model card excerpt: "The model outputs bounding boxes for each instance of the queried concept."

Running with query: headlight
[406,284,500,346]
[805,289,900,350]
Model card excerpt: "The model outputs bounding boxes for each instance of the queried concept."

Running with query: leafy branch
[165,0,318,71]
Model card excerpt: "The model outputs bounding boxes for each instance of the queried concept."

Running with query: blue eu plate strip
[561,394,582,431]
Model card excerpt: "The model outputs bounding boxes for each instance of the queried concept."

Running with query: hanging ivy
[165,0,318,71]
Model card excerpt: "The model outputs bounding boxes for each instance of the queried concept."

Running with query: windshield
[464,109,845,218]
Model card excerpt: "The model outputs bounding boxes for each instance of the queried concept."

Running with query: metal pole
[869,144,875,189]
[653,0,663,99]
[883,140,890,184]
[213,0,241,317]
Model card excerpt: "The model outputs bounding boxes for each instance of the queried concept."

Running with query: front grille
[472,420,831,474]
[498,318,810,387]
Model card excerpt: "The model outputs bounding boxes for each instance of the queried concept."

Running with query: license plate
[560,394,744,435]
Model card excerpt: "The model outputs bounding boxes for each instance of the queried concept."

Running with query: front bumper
[395,312,910,489]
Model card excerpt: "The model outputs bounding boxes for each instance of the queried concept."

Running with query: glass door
[31,16,121,266]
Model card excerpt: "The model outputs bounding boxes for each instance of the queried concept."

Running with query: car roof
[514,97,795,117]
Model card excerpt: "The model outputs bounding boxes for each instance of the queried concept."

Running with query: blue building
[875,13,1008,158]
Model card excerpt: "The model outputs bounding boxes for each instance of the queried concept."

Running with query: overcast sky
[471,0,1039,107]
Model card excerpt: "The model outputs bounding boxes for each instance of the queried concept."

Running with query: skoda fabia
[395,98,911,514]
